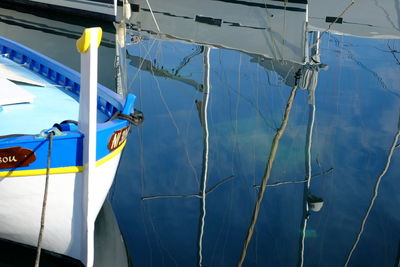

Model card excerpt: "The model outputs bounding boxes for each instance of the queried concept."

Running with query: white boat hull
[0,151,122,262]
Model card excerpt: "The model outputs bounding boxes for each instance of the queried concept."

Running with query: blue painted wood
[0,36,136,171]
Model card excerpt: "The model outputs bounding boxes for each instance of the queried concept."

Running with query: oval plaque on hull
[0,147,36,169]
[108,126,130,152]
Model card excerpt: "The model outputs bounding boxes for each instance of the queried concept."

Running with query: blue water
[112,34,400,266]
[1,5,400,267]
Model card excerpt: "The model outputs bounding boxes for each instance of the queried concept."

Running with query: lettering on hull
[107,126,130,152]
[0,147,36,169]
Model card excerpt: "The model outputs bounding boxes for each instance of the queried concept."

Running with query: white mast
[76,27,102,267]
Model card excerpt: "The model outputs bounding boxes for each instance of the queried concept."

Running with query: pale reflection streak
[344,113,400,267]
[198,46,211,267]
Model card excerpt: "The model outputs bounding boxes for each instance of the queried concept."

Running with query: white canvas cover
[0,77,36,106]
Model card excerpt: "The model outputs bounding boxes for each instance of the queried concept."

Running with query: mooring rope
[34,131,54,267]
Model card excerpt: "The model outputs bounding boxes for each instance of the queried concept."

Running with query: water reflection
[1,1,399,266]
[112,1,400,266]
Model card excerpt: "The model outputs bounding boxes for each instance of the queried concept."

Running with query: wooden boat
[0,200,130,266]
[0,27,139,266]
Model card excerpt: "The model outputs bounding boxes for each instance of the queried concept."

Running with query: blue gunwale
[0,37,135,176]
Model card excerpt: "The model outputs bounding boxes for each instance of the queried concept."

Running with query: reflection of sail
[344,113,400,267]
[238,69,301,266]
[129,0,308,64]
[308,0,400,39]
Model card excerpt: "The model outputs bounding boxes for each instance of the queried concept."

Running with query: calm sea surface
[1,5,400,267]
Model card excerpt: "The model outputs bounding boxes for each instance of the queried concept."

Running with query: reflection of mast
[238,68,302,267]
[297,86,317,267]
[344,113,400,267]
[298,31,324,267]
[198,46,211,267]
[138,45,234,266]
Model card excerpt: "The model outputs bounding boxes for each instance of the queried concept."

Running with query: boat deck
[0,56,107,136]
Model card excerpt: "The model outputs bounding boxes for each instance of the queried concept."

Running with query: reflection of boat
[128,0,400,66]
[126,0,399,94]
[0,28,138,266]
[308,0,400,39]
[129,0,308,64]
[123,1,400,266]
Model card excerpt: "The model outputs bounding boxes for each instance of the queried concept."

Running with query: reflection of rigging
[139,46,235,266]
[126,49,203,91]
[238,67,302,267]
[329,35,400,98]
[240,31,330,267]
[344,111,400,266]
[175,46,204,75]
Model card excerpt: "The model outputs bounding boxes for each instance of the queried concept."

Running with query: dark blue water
[112,33,400,266]
[1,5,400,267]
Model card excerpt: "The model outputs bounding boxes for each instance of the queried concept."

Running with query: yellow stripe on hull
[0,141,126,178]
